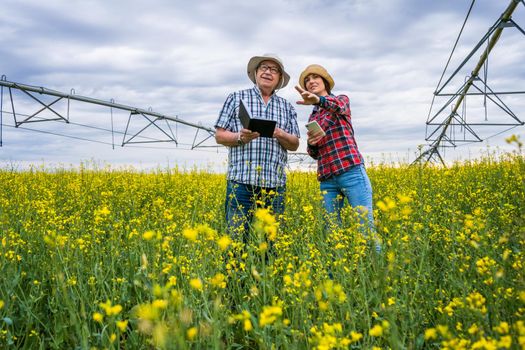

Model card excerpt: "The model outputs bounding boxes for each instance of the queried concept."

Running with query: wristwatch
[237,132,244,146]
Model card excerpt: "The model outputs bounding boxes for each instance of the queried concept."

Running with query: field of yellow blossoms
[1,141,524,349]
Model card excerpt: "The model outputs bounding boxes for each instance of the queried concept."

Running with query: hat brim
[247,56,290,89]
[299,65,335,91]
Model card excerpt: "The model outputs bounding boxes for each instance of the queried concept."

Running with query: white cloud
[1,0,524,169]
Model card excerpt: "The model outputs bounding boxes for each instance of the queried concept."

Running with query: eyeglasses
[258,64,281,75]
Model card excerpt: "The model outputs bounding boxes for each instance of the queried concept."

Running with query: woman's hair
[321,77,332,95]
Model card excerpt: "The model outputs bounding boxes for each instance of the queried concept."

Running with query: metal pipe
[437,91,525,96]
[0,79,216,134]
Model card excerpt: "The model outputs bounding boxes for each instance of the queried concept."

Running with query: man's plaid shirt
[215,86,300,188]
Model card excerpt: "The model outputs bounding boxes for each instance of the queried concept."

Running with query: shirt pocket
[318,113,337,132]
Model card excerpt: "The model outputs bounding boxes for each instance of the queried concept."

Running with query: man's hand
[273,127,285,139]
[295,85,320,105]
[273,127,299,151]
[239,128,260,144]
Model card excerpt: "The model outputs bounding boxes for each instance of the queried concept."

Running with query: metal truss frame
[0,76,216,150]
[414,0,525,165]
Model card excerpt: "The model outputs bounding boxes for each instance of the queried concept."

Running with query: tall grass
[0,152,524,349]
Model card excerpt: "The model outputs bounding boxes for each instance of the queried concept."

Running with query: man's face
[256,60,282,92]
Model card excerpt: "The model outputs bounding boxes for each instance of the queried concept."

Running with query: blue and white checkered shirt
[215,86,300,188]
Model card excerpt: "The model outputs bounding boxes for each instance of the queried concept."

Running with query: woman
[295,64,380,252]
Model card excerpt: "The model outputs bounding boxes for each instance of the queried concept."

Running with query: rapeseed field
[0,143,524,349]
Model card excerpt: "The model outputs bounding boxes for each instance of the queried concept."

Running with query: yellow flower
[397,193,412,204]
[369,324,383,337]
[143,230,155,240]
[210,273,226,288]
[135,303,159,321]
[505,134,522,147]
[98,206,110,216]
[116,320,128,332]
[472,337,499,349]
[494,321,509,334]
[217,235,232,250]
[168,276,177,287]
[350,331,363,342]
[93,312,104,323]
[318,301,328,311]
[476,256,496,275]
[283,275,292,285]
[190,278,203,291]
[243,319,253,331]
[401,207,413,217]
[183,228,198,241]
[152,299,168,309]
[163,209,173,220]
[99,300,122,316]
[424,328,437,340]
[498,335,512,349]
[187,327,198,340]
[377,197,396,212]
[253,208,279,241]
[259,304,282,327]
[519,291,525,303]
[468,323,479,335]
[437,325,450,337]
[466,291,487,314]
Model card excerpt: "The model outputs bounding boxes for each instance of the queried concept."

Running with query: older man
[215,53,300,241]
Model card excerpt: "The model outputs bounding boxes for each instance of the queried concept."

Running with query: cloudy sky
[1,0,524,170]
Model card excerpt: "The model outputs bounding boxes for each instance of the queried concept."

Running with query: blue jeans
[225,180,285,242]
[320,164,380,251]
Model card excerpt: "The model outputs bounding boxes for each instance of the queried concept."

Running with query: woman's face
[304,74,328,96]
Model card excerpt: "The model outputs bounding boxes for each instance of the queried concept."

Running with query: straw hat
[247,53,290,89]
[298,64,335,91]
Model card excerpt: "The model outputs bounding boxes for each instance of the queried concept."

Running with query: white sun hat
[246,53,290,89]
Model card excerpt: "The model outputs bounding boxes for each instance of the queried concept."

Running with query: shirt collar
[252,84,276,98]
[252,85,277,106]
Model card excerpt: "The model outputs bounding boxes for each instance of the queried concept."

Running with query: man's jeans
[320,164,380,252]
[225,180,285,242]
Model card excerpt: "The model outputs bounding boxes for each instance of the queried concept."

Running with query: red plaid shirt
[307,94,364,181]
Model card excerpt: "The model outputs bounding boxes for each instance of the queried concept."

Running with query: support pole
[415,0,523,165]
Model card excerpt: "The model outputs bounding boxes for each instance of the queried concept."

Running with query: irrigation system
[414,0,525,165]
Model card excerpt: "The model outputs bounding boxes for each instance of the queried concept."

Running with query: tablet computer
[239,99,276,138]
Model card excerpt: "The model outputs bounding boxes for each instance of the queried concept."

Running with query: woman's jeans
[320,164,380,252]
[225,180,285,242]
